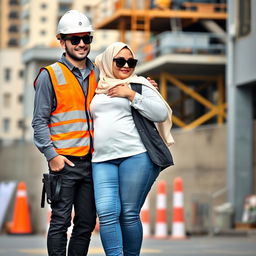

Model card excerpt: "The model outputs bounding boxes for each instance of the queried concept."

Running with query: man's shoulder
[34,66,52,87]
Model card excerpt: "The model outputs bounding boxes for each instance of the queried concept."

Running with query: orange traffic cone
[94,217,100,233]
[154,180,168,238]
[140,196,150,238]
[9,182,32,234]
[171,177,186,239]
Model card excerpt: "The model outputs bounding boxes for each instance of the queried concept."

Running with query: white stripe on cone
[155,223,167,237]
[172,223,185,238]
[155,181,168,238]
[156,194,167,209]
[173,192,183,207]
[171,177,186,239]
[17,190,27,197]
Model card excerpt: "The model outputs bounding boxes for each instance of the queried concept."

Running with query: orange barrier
[171,177,186,239]
[140,196,150,238]
[155,180,168,238]
[8,182,32,234]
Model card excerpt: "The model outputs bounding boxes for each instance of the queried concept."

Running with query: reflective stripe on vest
[44,62,97,156]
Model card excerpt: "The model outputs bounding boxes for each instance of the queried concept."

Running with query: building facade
[0,0,119,143]
[20,0,118,50]
[0,49,24,144]
[0,0,21,48]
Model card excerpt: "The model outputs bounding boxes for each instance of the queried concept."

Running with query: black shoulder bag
[131,83,174,171]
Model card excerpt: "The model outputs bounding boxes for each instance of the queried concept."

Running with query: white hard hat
[56,10,93,39]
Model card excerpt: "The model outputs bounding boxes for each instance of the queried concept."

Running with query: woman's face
[112,48,134,79]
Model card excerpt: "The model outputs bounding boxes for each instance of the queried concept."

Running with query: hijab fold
[95,42,174,146]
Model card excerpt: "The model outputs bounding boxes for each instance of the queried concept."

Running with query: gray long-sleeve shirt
[32,54,95,161]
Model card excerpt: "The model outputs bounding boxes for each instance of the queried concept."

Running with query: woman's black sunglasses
[63,35,93,45]
[113,57,138,68]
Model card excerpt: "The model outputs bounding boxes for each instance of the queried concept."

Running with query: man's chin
[77,55,87,61]
[70,54,87,62]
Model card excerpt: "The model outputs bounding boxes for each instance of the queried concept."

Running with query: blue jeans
[92,152,160,256]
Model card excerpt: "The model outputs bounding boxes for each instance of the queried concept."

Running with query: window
[9,11,19,19]
[41,16,47,22]
[9,0,19,5]
[8,38,19,47]
[59,3,71,14]
[238,0,251,37]
[3,93,11,108]
[19,69,24,78]
[3,118,11,133]
[4,68,11,81]
[8,25,19,33]
[17,119,24,129]
[41,3,47,9]
[18,94,23,103]
[84,6,91,14]
[40,30,46,35]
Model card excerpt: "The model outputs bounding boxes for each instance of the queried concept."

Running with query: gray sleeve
[130,85,168,122]
[31,69,58,161]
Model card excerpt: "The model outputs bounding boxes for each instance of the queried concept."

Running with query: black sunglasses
[64,35,93,45]
[113,57,138,68]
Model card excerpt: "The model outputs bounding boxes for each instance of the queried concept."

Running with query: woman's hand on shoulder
[107,84,136,101]
[147,77,158,90]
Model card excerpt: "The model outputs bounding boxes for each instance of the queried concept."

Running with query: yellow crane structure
[94,0,227,129]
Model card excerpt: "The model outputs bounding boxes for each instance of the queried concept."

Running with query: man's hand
[147,77,158,90]
[49,155,75,172]
[107,84,136,101]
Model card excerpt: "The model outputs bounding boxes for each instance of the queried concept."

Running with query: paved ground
[0,233,256,256]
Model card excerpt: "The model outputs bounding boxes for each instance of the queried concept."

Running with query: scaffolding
[93,0,227,129]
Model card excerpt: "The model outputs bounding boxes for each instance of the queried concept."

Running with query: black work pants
[47,155,96,256]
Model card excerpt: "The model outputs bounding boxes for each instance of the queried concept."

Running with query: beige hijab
[95,42,174,146]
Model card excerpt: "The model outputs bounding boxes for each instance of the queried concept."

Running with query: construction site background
[1,123,256,234]
[0,0,256,236]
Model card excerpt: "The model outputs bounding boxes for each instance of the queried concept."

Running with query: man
[33,9,158,256]
[32,10,97,256]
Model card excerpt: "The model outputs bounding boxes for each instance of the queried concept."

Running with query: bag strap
[41,178,46,208]
[53,175,62,202]
[131,83,142,94]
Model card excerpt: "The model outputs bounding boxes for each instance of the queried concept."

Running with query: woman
[90,42,174,256]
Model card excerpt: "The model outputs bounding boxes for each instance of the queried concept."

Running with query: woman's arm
[130,85,168,122]
[107,84,168,122]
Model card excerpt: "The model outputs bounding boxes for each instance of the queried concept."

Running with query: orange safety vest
[38,62,97,156]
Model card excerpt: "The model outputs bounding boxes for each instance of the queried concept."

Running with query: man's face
[60,32,92,62]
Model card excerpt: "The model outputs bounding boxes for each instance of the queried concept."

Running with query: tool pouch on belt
[41,173,62,208]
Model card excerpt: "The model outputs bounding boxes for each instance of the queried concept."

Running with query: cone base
[170,235,187,240]
[8,232,32,235]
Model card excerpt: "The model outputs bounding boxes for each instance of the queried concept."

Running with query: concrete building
[0,49,24,144]
[227,0,256,223]
[20,0,118,51]
[0,0,21,48]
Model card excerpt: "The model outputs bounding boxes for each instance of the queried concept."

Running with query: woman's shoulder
[130,76,152,87]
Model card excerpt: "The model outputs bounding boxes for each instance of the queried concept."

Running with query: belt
[64,154,92,161]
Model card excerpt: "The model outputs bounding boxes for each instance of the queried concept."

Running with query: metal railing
[136,31,226,62]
